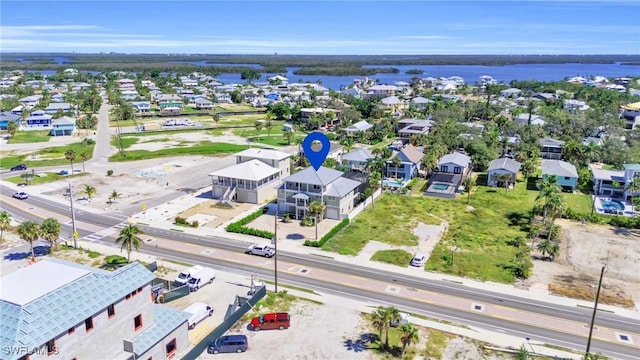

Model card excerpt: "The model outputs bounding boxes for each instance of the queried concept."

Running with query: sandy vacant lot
[524,219,640,307]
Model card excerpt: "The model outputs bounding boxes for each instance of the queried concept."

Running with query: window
[454,167,462,174]
[131,290,137,297]
[46,339,56,356]
[439,165,447,172]
[108,304,115,318]
[85,317,94,332]
[137,287,143,294]
[564,176,570,180]
[134,314,143,331]
[126,294,131,300]
[68,327,75,335]
[166,338,177,358]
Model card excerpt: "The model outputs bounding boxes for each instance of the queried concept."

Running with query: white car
[245,244,275,258]
[12,191,28,200]
[410,255,426,267]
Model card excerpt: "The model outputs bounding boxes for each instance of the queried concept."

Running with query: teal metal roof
[0,259,155,359]
[132,305,190,356]
[623,163,640,171]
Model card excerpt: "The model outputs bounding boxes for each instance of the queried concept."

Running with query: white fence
[345,188,382,220]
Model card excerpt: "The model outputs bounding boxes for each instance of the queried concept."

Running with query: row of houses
[0,110,76,136]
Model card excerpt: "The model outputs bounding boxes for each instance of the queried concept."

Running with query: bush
[105,255,127,265]
[174,216,189,226]
[304,218,349,247]
[225,209,274,239]
[300,216,314,227]
[107,170,114,176]
[87,250,101,258]
[191,220,199,228]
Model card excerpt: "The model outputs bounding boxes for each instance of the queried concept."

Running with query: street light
[68,179,78,248]
[589,283,596,303]
[525,337,535,353]
[273,202,279,294]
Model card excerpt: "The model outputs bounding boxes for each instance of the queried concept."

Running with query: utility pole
[273,204,278,294]
[68,180,78,248]
[586,264,606,357]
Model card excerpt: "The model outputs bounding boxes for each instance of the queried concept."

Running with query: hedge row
[563,207,640,228]
[304,218,350,247]
[225,210,274,239]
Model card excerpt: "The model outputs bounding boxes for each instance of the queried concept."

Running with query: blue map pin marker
[302,132,331,171]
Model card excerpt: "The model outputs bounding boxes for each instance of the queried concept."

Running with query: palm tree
[109,190,122,204]
[390,156,403,179]
[212,113,221,127]
[115,224,143,262]
[18,220,40,260]
[264,118,273,137]
[371,307,386,343]
[536,175,561,221]
[463,176,476,204]
[254,120,263,140]
[528,223,542,248]
[583,142,600,165]
[495,173,513,193]
[64,149,77,173]
[536,239,559,260]
[383,306,401,348]
[79,152,89,173]
[83,184,97,200]
[0,210,11,243]
[308,201,325,240]
[399,324,419,357]
[40,218,61,252]
[284,130,295,145]
[545,192,566,241]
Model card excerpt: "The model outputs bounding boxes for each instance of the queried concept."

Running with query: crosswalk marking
[81,221,128,242]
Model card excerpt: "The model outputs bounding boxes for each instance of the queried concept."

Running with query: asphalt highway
[2,187,639,359]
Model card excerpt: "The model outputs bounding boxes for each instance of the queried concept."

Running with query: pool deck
[594,196,637,216]
[425,181,457,198]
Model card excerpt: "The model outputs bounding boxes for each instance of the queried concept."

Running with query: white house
[487,157,521,187]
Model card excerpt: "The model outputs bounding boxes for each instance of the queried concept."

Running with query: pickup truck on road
[245,244,275,258]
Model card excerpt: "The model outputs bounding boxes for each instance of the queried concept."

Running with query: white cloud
[1,25,100,37]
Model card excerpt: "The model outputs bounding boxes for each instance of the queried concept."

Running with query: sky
[1,1,639,55]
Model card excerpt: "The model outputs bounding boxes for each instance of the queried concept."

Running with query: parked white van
[175,265,203,285]
[187,267,216,291]
[184,302,214,330]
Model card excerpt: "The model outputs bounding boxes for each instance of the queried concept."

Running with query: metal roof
[0,259,155,356]
[325,177,361,197]
[438,152,471,167]
[209,159,280,181]
[236,148,291,161]
[487,158,521,173]
[341,148,374,162]
[284,166,343,186]
[541,160,578,178]
[132,305,190,356]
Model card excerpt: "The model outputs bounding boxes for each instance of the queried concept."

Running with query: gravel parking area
[198,300,373,360]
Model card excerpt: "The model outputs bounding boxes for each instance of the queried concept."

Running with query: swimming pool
[383,179,407,188]
[431,183,450,191]
[600,199,625,211]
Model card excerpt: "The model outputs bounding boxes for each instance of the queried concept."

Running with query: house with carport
[398,119,434,139]
[541,160,578,192]
[540,137,564,160]
[277,166,360,220]
[24,110,53,130]
[487,157,521,188]
[591,163,640,200]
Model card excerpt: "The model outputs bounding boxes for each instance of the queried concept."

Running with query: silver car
[410,255,426,267]
[12,191,28,200]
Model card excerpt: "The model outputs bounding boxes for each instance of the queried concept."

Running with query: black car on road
[10,164,27,171]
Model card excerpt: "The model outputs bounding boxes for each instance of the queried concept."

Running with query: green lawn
[215,104,264,112]
[108,142,249,161]
[7,131,51,143]
[370,249,413,266]
[322,194,443,255]
[1,141,95,169]
[5,172,88,185]
[323,180,595,283]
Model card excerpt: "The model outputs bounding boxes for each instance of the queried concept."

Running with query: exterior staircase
[218,186,236,208]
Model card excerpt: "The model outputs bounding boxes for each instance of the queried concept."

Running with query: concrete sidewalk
[126,190,640,320]
[70,241,585,360]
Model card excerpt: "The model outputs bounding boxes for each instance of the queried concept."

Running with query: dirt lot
[522,219,640,308]
[178,201,256,229]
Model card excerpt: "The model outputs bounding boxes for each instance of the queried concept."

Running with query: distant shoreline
[2,54,640,71]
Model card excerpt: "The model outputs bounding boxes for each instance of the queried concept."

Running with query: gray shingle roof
[540,137,565,147]
[0,259,155,355]
[541,160,578,178]
[438,152,471,167]
[396,144,423,164]
[325,177,360,197]
[487,158,521,173]
[132,305,190,356]
[341,148,374,162]
[284,166,343,186]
